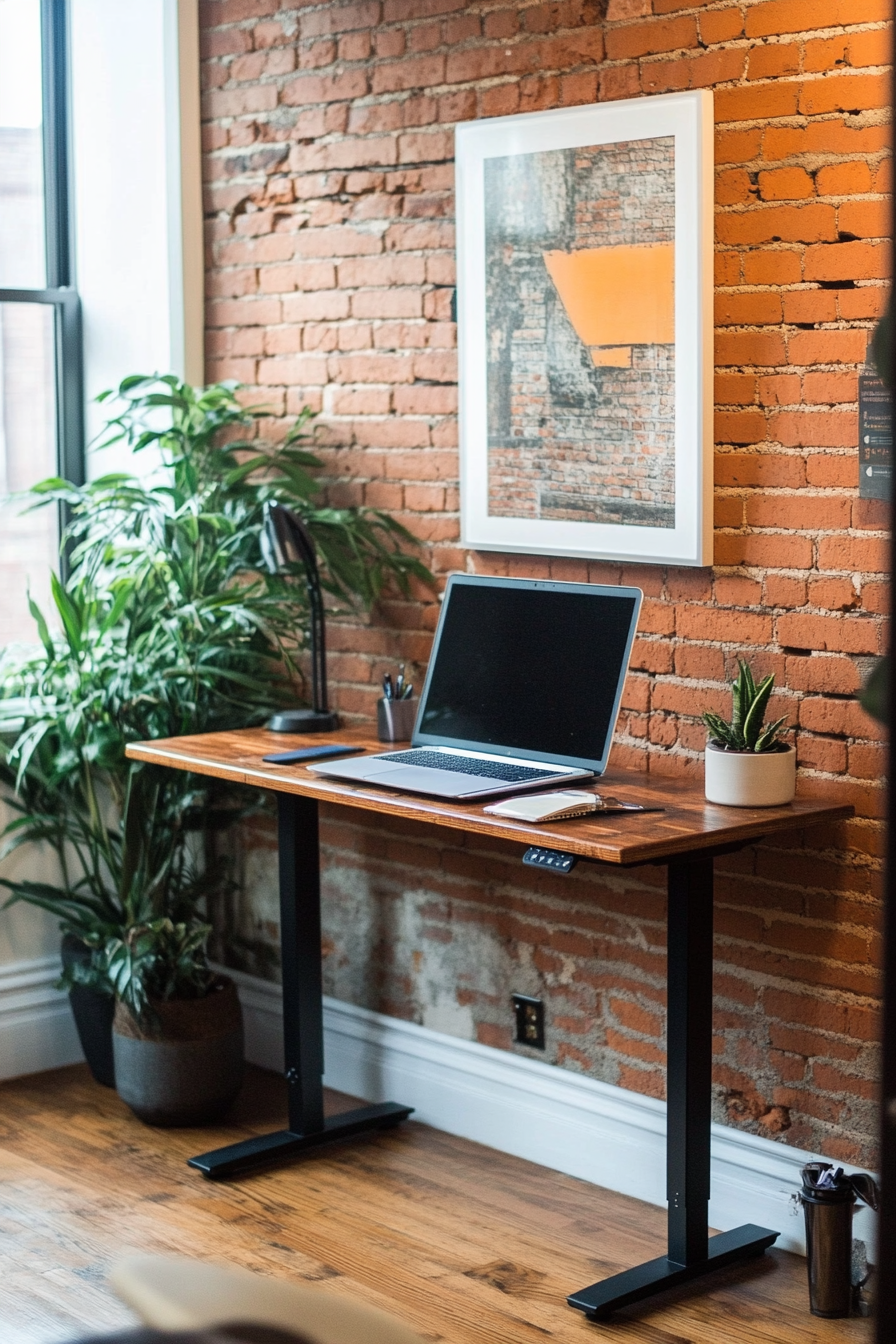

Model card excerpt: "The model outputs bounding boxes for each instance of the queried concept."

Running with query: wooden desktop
[126,726,852,1319]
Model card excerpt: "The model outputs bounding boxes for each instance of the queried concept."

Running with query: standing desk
[127,727,852,1319]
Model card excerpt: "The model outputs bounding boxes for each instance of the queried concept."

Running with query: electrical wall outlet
[512,993,545,1050]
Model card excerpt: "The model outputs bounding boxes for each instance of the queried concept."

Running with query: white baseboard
[227,966,878,1257]
[0,956,84,1080]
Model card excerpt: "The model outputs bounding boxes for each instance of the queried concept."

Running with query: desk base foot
[188,1101,414,1180]
[568,1224,780,1319]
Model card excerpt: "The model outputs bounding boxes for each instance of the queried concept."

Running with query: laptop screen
[413,576,642,772]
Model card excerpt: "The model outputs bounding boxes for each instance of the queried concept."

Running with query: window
[0,0,83,644]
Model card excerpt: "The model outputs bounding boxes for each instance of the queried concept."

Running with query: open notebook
[483,790,661,823]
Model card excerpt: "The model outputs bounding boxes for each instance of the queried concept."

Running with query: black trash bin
[800,1162,879,1318]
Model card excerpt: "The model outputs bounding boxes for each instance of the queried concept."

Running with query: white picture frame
[456,89,714,568]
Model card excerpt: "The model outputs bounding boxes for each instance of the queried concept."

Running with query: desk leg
[568,854,778,1318]
[189,794,413,1179]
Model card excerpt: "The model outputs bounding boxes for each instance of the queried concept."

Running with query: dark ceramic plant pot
[60,934,115,1087]
[112,975,244,1127]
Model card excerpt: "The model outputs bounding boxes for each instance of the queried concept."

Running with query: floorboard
[0,1064,872,1344]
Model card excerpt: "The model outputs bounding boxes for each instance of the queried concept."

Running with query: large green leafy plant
[0,375,428,1011]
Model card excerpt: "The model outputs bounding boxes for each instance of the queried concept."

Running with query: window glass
[0,302,57,644]
[0,0,46,289]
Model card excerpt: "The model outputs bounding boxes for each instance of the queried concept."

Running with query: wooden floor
[0,1065,872,1344]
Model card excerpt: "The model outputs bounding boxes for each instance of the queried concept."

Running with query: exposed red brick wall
[200,0,891,1167]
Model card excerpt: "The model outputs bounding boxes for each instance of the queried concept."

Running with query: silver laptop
[309,575,642,800]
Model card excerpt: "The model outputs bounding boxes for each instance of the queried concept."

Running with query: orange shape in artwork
[591,346,632,368]
[542,242,675,351]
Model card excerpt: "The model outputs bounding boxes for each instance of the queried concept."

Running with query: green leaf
[1,372,431,986]
[755,716,789,753]
[742,673,774,751]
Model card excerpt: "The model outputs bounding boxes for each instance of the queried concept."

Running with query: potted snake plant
[0,375,429,1105]
[703,662,795,807]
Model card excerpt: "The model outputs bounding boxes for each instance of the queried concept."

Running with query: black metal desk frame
[189,796,778,1317]
[567,847,777,1319]
[189,794,412,1179]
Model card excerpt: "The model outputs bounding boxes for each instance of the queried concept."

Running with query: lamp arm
[265,503,329,715]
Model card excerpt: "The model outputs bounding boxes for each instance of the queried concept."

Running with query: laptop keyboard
[382,750,559,784]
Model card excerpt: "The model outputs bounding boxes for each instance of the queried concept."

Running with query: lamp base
[267,709,340,733]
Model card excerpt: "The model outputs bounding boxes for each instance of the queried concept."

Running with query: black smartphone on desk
[262,744,365,764]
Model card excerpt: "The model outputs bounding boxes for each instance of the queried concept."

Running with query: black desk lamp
[262,501,339,733]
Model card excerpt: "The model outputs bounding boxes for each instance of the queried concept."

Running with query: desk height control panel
[523,845,578,874]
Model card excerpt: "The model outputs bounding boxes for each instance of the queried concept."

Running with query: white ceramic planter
[704,742,796,807]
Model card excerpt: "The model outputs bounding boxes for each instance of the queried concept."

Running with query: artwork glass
[457,92,713,567]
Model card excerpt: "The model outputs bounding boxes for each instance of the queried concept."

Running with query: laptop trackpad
[368,766,431,787]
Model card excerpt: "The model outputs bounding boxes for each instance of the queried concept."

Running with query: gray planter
[113,976,244,1127]
[61,934,115,1087]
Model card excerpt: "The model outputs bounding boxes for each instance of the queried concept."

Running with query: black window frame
[0,0,84,503]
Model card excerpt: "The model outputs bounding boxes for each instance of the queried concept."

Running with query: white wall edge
[225,966,878,1258]
[0,955,83,1081]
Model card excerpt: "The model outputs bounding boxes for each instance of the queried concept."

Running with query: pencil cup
[377,697,417,743]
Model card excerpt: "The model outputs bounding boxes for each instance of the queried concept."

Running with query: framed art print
[456,89,713,567]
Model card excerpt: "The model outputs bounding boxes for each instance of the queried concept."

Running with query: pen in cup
[382,667,413,700]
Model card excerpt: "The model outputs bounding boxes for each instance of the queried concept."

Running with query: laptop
[309,575,642,800]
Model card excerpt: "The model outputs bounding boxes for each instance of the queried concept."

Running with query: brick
[838,199,891,241]
[742,250,803,286]
[800,73,891,117]
[763,119,890,163]
[716,127,763,166]
[816,161,875,197]
[853,497,889,531]
[282,70,369,105]
[765,575,807,608]
[605,15,698,59]
[838,286,888,320]
[715,292,782,326]
[300,0,381,37]
[787,329,870,366]
[715,533,814,568]
[716,373,757,405]
[715,410,767,445]
[747,43,801,82]
[758,374,801,406]
[768,410,856,448]
[370,52,445,93]
[715,251,742,285]
[699,7,743,43]
[714,496,744,527]
[715,82,800,123]
[802,372,857,405]
[782,290,838,325]
[338,255,427,287]
[746,0,890,39]
[807,578,858,611]
[758,167,815,202]
[817,535,889,573]
[745,495,851,531]
[716,203,837,246]
[848,27,892,68]
[331,388,392,416]
[715,331,787,367]
[799,697,882,739]
[393,385,457,415]
[777,614,881,656]
[714,453,806,488]
[351,289,423,319]
[676,607,773,645]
